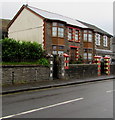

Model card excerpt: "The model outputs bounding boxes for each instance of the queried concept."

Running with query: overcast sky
[0,0,114,35]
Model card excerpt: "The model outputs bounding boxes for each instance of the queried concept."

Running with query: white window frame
[103,35,108,47]
[88,53,92,60]
[88,34,92,42]
[95,33,100,46]
[83,53,87,60]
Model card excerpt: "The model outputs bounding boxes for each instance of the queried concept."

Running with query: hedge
[1,38,44,62]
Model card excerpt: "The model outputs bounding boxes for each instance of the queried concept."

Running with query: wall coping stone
[1,64,49,68]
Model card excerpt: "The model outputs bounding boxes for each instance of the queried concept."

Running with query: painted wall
[8,8,44,46]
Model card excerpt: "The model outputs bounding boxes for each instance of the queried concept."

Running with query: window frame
[67,26,80,42]
[83,30,93,42]
[95,33,101,46]
[52,22,64,38]
[103,35,108,47]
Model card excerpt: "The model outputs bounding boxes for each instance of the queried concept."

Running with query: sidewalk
[2,75,115,94]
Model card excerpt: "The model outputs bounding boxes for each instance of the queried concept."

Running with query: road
[2,79,113,119]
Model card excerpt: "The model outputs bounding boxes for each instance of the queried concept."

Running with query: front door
[70,48,76,62]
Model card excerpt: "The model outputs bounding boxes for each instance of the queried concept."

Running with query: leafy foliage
[38,58,49,66]
[1,38,44,62]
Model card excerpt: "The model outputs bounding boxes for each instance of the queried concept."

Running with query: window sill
[69,40,74,42]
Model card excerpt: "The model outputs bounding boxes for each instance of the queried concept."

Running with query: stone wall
[65,64,98,80]
[2,65,50,85]
[110,64,115,75]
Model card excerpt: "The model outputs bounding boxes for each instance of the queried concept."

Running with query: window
[58,27,64,37]
[58,51,64,55]
[88,53,92,60]
[83,30,87,41]
[52,27,57,37]
[52,51,57,55]
[84,30,92,42]
[52,22,57,26]
[52,22,64,38]
[75,30,79,41]
[52,45,57,50]
[59,46,64,50]
[68,27,80,42]
[58,23,64,27]
[84,34,87,41]
[103,36,108,47]
[95,33,100,46]
[83,53,87,60]
[68,28,72,40]
[88,34,92,42]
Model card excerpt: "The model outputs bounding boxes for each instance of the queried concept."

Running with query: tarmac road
[2,79,113,119]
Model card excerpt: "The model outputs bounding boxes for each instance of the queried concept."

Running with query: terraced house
[8,5,113,63]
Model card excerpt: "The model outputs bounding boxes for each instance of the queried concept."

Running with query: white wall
[8,8,44,46]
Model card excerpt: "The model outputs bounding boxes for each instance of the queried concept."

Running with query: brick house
[77,20,113,62]
[8,5,113,63]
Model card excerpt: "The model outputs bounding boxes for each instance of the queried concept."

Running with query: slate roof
[27,5,88,28]
[77,20,112,37]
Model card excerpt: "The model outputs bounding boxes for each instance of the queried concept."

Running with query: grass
[0,59,50,66]
[1,61,40,65]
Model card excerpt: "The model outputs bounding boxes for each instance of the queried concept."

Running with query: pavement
[2,75,115,94]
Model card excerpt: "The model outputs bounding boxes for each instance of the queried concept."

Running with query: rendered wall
[8,8,44,46]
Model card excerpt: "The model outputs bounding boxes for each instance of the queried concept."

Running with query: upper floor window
[88,34,92,42]
[52,27,57,37]
[58,28,64,37]
[83,30,87,41]
[52,22,64,38]
[75,30,79,41]
[68,28,73,40]
[103,35,108,47]
[83,30,92,42]
[67,27,80,42]
[95,33,100,46]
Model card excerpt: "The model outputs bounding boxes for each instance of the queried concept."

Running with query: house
[8,4,113,63]
[77,20,113,62]
[112,36,115,62]
[0,19,11,39]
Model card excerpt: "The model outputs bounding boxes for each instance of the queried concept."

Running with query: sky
[0,0,114,35]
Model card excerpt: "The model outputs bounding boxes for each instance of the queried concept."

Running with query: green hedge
[1,38,44,62]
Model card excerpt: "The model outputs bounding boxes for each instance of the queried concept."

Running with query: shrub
[1,38,44,62]
[38,58,49,66]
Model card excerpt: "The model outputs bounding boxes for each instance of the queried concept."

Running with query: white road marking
[106,90,115,93]
[1,97,84,119]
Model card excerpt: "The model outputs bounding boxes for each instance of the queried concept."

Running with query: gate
[53,55,60,79]
[101,59,105,75]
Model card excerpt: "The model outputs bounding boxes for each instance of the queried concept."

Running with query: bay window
[52,27,57,37]
[58,27,64,37]
[52,22,64,38]
[83,30,92,42]
[88,34,92,42]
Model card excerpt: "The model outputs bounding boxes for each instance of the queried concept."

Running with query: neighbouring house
[8,4,113,63]
[0,19,11,39]
[112,36,115,62]
[77,20,113,62]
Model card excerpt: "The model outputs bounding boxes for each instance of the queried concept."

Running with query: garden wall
[65,64,98,80]
[2,65,50,85]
